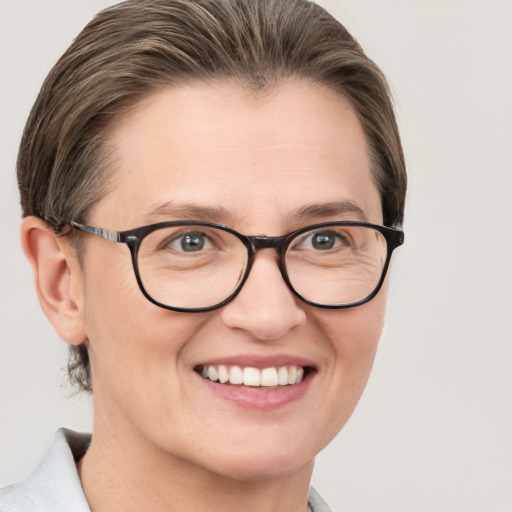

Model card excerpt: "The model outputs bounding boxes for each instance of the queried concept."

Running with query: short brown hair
[18,0,406,391]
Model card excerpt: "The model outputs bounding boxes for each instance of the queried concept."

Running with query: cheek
[321,291,386,365]
[82,280,211,441]
[313,293,387,439]
[348,298,385,383]
[80,247,197,386]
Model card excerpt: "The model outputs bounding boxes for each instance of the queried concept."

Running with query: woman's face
[77,80,386,480]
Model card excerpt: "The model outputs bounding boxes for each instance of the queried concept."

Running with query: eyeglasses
[67,220,404,312]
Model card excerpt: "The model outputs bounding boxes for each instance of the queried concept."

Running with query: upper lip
[195,354,316,369]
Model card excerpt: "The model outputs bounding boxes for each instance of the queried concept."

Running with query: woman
[0,0,406,510]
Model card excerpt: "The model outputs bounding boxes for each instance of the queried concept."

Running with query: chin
[191,430,321,482]
[207,451,314,483]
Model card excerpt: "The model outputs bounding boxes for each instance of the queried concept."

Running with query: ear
[21,216,87,345]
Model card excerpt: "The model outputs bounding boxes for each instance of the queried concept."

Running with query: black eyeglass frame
[66,220,404,313]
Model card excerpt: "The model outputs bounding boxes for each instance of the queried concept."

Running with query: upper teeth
[200,365,305,387]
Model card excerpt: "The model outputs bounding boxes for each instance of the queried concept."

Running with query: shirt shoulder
[0,484,38,512]
[0,429,91,512]
[308,486,333,512]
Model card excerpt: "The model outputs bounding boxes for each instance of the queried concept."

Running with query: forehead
[95,80,381,230]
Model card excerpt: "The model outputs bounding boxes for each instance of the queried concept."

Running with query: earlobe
[21,216,87,346]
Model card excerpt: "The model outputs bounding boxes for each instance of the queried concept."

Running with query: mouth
[194,364,311,388]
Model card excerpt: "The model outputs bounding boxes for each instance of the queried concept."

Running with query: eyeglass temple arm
[69,221,124,243]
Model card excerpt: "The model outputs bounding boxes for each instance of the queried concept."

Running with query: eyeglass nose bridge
[242,234,295,295]
[247,234,288,252]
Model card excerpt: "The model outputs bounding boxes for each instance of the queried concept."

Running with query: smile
[195,364,306,387]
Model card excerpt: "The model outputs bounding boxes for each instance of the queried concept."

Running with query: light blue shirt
[0,429,332,511]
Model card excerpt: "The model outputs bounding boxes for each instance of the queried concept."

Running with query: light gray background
[1,1,511,511]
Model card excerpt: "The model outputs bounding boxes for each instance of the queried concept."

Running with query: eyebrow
[145,199,368,226]
[144,202,235,224]
[293,200,368,222]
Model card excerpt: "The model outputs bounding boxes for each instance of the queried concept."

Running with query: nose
[220,250,307,341]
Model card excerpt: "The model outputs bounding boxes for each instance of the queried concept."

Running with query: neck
[79,415,314,512]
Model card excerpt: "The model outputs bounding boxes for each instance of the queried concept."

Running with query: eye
[310,232,337,250]
[296,230,348,251]
[167,231,213,252]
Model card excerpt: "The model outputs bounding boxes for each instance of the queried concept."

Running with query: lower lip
[196,372,312,411]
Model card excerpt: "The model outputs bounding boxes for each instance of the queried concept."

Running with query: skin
[22,80,388,512]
